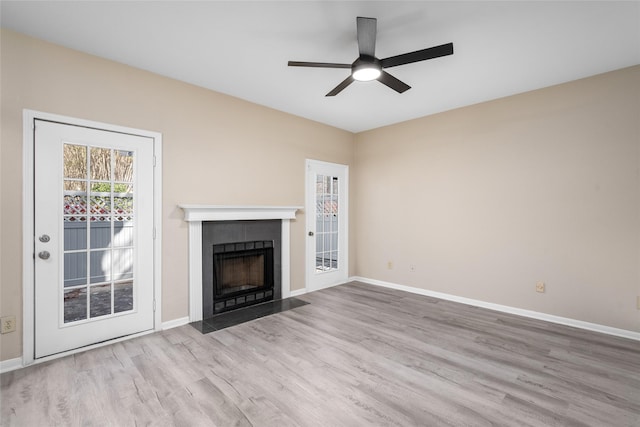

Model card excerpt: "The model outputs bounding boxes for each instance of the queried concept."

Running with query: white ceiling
[2,1,639,133]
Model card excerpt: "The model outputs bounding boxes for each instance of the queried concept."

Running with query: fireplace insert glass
[212,240,274,313]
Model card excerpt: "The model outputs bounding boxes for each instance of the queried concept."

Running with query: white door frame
[22,110,163,366]
[305,159,349,292]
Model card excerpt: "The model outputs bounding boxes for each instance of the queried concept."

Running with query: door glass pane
[113,221,134,247]
[64,181,87,216]
[112,248,133,281]
[114,280,134,313]
[64,179,86,192]
[90,250,110,283]
[315,174,339,273]
[63,144,136,323]
[90,147,111,181]
[64,252,87,287]
[114,150,134,182]
[63,144,87,179]
[64,288,87,323]
[64,221,87,251]
[90,184,111,222]
[90,220,112,249]
[114,186,133,221]
[90,284,112,318]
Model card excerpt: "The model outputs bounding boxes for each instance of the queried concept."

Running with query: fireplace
[179,205,301,322]
[212,240,274,313]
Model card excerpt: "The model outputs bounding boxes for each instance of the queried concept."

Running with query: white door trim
[305,159,349,292]
[22,109,162,367]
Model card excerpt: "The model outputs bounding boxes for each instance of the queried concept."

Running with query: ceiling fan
[288,17,454,97]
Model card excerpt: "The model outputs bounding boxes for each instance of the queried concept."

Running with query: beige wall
[0,30,355,360]
[354,65,640,332]
[2,28,638,362]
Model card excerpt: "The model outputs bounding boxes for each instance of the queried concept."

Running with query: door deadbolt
[38,251,50,260]
[39,234,50,243]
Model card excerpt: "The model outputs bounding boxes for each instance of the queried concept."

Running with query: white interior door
[34,120,155,358]
[305,159,348,291]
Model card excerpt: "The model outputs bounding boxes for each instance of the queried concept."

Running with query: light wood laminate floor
[2,282,639,426]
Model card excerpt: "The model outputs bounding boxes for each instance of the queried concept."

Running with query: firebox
[212,240,274,314]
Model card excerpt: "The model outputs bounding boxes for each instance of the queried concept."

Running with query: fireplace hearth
[212,240,274,313]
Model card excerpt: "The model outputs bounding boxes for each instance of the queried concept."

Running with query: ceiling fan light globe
[352,67,381,81]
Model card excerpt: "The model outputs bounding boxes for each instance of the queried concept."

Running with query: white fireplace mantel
[179,205,302,322]
[180,205,301,222]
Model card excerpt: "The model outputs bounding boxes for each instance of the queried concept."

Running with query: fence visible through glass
[315,174,339,273]
[63,144,135,323]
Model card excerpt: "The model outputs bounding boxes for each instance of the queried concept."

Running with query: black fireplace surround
[203,220,281,317]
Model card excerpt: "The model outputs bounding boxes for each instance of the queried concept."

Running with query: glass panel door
[306,159,348,291]
[35,120,154,358]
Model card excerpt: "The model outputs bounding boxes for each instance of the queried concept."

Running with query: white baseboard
[162,316,190,330]
[289,288,307,297]
[351,276,640,342]
[0,357,23,374]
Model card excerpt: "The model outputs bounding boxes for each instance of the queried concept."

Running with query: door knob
[39,234,50,243]
[38,251,50,260]
[308,231,314,236]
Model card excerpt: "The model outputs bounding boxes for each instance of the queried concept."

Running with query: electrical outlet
[1,316,16,334]
[387,261,393,270]
[536,282,545,293]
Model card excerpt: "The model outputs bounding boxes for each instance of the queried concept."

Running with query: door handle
[38,251,50,260]
[308,231,314,236]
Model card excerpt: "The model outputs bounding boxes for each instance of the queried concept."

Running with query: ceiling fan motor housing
[352,56,382,81]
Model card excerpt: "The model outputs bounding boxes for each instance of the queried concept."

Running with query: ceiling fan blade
[288,61,351,69]
[377,71,411,93]
[326,75,355,97]
[381,42,454,69]
[357,17,377,58]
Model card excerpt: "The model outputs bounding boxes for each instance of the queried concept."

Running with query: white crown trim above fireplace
[179,205,302,322]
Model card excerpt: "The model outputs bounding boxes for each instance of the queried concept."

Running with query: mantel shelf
[179,205,302,222]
